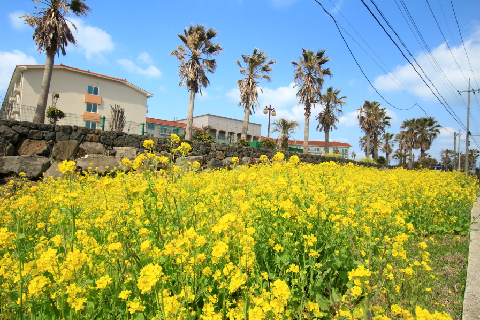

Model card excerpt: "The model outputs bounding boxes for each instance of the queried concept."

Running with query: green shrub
[376,156,386,164]
[236,139,250,147]
[259,139,276,149]
[192,130,214,143]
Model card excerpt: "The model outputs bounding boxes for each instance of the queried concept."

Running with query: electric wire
[326,0,422,111]
[360,0,466,130]
[312,0,414,112]
[450,0,480,92]
[394,0,468,110]
[425,0,469,83]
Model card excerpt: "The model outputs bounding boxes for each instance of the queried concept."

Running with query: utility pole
[458,79,480,173]
[458,130,461,170]
[453,132,456,170]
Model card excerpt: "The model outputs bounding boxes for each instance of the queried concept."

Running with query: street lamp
[263,105,276,138]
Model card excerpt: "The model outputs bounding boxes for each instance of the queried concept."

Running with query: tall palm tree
[272,117,300,151]
[316,86,347,154]
[415,117,441,160]
[381,133,394,165]
[23,0,91,124]
[394,132,409,167]
[357,101,391,159]
[292,48,332,154]
[237,48,276,141]
[400,118,418,169]
[170,25,223,141]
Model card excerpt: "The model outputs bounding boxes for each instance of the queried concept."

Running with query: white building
[176,114,262,143]
[2,64,153,134]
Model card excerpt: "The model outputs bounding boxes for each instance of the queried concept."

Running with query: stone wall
[0,119,386,180]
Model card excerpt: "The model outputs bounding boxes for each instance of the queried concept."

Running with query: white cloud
[439,127,456,137]
[386,109,398,124]
[339,110,360,127]
[226,87,240,102]
[118,59,161,78]
[338,108,397,127]
[9,11,27,30]
[330,0,344,14]
[336,137,350,143]
[373,26,480,102]
[0,50,37,91]
[137,52,153,64]
[258,82,298,109]
[68,18,114,59]
[227,83,306,124]
[198,90,210,100]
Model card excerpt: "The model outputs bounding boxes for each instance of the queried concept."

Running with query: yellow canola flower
[137,263,163,294]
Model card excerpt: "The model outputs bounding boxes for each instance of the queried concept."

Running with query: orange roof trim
[260,136,352,147]
[147,117,201,130]
[18,64,153,97]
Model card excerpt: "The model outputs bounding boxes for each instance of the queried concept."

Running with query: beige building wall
[20,68,148,127]
[177,114,262,142]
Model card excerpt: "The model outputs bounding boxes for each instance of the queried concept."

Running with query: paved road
[463,198,480,320]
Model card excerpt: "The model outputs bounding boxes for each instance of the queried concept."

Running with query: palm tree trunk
[33,49,56,124]
[185,90,195,141]
[303,105,310,154]
[408,148,413,169]
[366,134,370,158]
[241,105,250,141]
[373,133,378,159]
[324,125,330,154]
[386,153,389,165]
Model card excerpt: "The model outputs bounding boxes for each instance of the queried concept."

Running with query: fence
[0,104,146,135]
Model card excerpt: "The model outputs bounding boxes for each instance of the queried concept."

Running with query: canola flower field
[0,139,477,320]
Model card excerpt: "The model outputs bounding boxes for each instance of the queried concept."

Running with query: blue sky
[1,0,479,162]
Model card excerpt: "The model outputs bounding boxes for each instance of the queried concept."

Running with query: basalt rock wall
[0,119,387,180]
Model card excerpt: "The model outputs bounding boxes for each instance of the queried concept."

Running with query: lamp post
[263,105,276,138]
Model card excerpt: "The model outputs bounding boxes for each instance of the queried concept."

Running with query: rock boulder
[0,156,51,179]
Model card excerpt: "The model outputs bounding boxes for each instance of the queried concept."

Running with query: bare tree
[108,104,126,132]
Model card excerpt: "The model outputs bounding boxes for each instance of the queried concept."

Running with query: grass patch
[408,233,470,319]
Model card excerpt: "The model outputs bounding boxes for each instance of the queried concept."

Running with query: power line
[425,0,469,83]
[359,0,466,130]
[326,0,422,111]
[312,0,414,111]
[450,0,480,91]
[394,0,468,110]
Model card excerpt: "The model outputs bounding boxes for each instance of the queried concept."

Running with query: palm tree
[237,48,276,141]
[415,117,441,160]
[272,117,300,151]
[316,87,347,154]
[392,150,408,166]
[400,118,418,169]
[23,0,91,124]
[357,101,391,159]
[359,135,376,158]
[382,133,394,165]
[170,25,223,141]
[292,48,332,154]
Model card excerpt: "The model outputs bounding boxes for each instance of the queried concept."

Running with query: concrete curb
[462,198,480,320]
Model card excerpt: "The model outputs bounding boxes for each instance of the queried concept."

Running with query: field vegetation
[0,138,476,319]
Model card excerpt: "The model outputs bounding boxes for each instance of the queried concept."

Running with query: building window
[333,147,339,151]
[147,123,155,130]
[85,121,97,129]
[86,103,98,113]
[88,86,99,95]
[160,126,167,134]
[314,147,319,152]
[342,148,348,153]
[146,133,155,137]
